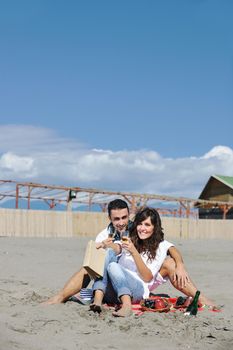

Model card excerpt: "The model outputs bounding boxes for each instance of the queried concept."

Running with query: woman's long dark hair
[130,207,164,261]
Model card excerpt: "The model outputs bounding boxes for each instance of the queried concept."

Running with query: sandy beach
[0,236,232,350]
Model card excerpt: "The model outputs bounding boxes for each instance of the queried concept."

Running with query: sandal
[89,304,102,314]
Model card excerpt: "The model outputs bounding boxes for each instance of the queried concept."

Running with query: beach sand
[0,236,232,350]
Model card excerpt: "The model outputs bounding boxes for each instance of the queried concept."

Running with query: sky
[0,0,233,201]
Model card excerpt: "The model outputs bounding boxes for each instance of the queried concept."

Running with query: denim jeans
[92,248,144,304]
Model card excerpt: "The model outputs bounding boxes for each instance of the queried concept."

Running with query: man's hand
[172,263,190,289]
[96,238,113,249]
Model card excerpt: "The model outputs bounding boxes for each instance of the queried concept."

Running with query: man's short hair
[107,199,129,216]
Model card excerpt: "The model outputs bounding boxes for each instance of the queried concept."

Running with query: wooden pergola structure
[1,179,233,218]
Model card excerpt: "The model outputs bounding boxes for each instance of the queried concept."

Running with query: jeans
[93,248,144,304]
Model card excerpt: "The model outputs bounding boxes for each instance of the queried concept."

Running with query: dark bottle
[184,290,200,316]
[176,296,186,306]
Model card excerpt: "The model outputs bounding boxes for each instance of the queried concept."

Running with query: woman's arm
[122,240,153,282]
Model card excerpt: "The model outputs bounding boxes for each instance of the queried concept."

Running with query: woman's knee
[106,248,116,257]
[107,261,119,274]
[107,262,125,280]
[105,248,118,264]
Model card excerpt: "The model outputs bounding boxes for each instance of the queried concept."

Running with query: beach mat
[69,293,221,316]
[105,296,222,316]
[131,296,222,316]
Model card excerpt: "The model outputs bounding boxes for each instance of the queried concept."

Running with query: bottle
[184,291,200,316]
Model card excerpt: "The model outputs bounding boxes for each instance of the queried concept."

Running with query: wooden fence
[0,208,233,239]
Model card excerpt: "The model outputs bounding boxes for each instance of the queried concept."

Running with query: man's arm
[168,246,190,289]
[95,227,122,255]
[96,238,122,255]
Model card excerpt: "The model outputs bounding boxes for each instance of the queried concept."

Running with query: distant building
[196,175,233,219]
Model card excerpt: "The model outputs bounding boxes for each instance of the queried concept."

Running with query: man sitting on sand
[44,199,130,304]
[43,199,214,308]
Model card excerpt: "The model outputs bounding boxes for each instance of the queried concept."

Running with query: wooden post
[15,184,19,209]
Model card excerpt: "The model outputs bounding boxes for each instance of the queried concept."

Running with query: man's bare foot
[112,305,132,317]
[199,295,216,308]
[41,294,65,305]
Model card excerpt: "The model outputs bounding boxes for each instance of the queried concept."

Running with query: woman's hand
[121,238,137,255]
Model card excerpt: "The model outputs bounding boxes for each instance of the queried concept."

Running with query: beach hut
[196,175,233,219]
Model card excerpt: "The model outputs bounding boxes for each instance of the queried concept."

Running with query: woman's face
[137,216,154,240]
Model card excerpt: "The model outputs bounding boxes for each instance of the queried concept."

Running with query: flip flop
[89,304,102,314]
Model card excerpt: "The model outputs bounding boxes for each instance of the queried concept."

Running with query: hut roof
[214,175,233,189]
[199,174,233,200]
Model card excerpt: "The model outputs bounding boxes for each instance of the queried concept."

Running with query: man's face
[109,208,129,233]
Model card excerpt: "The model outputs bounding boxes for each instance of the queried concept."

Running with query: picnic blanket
[69,291,221,316]
[131,296,221,316]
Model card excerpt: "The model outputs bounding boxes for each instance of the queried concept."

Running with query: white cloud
[0,152,34,172]
[0,152,37,179]
[202,145,233,159]
[0,124,233,199]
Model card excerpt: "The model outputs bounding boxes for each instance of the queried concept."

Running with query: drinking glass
[121,230,129,242]
[108,232,114,238]
[121,231,131,256]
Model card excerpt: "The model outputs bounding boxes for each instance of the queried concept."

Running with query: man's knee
[70,268,90,288]
[82,272,91,288]
[160,257,175,276]
[81,267,88,275]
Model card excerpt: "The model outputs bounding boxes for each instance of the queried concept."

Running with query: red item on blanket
[140,297,172,313]
[134,296,221,315]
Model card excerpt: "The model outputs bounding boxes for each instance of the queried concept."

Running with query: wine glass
[121,231,131,255]
[108,232,114,238]
[121,230,129,242]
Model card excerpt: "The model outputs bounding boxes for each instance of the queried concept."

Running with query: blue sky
[0,0,233,200]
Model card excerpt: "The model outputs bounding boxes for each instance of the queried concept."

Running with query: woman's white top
[118,240,174,298]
